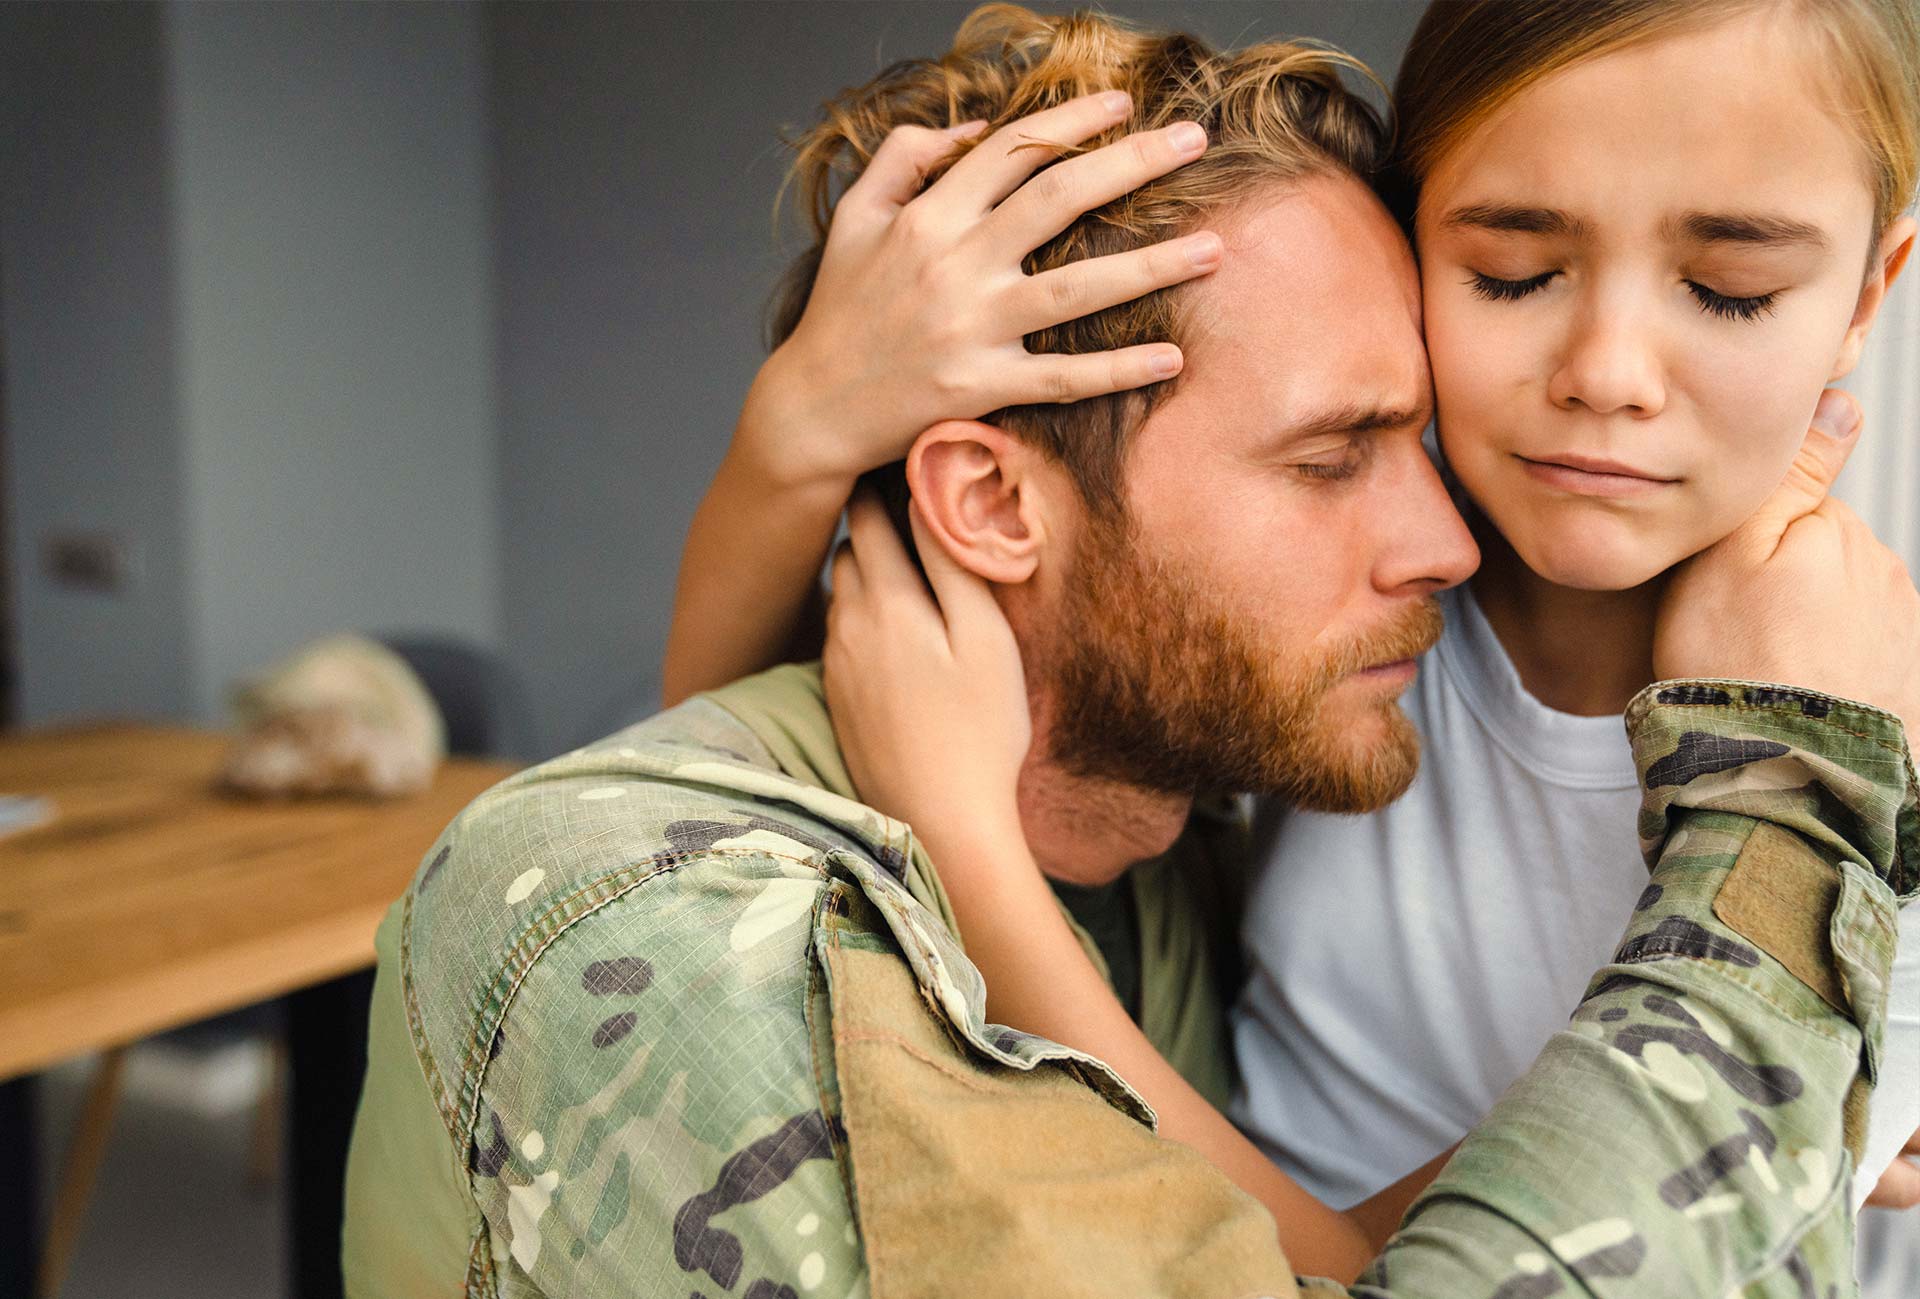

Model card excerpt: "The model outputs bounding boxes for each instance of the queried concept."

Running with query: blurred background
[0,2,1914,1297]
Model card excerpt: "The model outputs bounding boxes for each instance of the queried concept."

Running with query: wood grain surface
[0,724,516,1080]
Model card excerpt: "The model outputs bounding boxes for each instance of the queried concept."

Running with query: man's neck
[1016,691,1193,887]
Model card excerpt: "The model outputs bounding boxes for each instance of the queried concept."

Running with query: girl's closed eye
[1684,281,1780,321]
[1466,267,1784,323]
[1466,269,1558,301]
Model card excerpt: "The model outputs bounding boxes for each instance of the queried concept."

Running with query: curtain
[1837,264,1920,571]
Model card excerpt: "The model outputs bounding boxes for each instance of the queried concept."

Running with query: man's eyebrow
[1286,403,1431,439]
[1441,204,1588,238]
[1665,211,1831,250]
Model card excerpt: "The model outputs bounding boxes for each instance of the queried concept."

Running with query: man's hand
[1655,389,1920,738]
[1867,1127,1920,1210]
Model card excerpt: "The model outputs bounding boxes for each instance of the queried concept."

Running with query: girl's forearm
[662,404,851,706]
[1347,1145,1455,1248]
[923,817,1378,1284]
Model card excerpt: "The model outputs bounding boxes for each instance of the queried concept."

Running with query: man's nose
[1375,438,1479,595]
[1547,296,1667,417]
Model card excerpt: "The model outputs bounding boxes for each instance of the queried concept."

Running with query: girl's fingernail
[1151,349,1182,377]
[1186,233,1223,267]
[951,119,989,137]
[1170,122,1206,155]
[1103,90,1131,116]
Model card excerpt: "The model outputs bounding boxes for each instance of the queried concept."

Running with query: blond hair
[1391,0,1920,233]
[769,4,1388,514]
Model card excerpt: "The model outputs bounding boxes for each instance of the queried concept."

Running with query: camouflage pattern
[344,666,1916,1298]
[1361,679,1916,1298]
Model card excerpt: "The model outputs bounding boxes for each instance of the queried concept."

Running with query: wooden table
[0,722,518,1296]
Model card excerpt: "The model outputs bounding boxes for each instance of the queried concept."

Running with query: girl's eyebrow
[1440,205,1831,253]
[1440,204,1588,237]
[1665,211,1830,250]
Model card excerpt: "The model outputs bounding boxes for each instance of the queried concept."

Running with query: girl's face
[1416,7,1912,591]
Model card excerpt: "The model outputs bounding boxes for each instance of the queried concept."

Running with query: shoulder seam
[399,889,464,1147]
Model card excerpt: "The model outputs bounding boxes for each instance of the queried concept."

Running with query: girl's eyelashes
[1467,270,1557,301]
[1465,267,1783,323]
[1686,281,1780,321]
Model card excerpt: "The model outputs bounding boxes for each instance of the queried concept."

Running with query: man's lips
[1517,452,1679,498]
[1352,658,1418,685]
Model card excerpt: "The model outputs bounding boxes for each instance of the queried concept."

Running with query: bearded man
[342,14,1919,1299]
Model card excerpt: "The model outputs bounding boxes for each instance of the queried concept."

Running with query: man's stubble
[1039,508,1442,812]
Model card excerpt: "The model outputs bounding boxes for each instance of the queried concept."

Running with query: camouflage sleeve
[466,849,867,1299]
[1350,680,1917,1299]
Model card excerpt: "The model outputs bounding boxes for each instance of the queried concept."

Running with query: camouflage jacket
[343,664,1919,1299]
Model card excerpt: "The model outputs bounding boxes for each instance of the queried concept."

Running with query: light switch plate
[43,530,133,592]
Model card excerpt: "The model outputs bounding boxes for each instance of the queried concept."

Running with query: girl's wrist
[735,341,872,494]
[915,800,1032,878]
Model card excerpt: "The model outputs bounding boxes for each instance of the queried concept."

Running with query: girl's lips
[1518,454,1678,499]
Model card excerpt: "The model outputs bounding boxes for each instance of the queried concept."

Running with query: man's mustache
[1313,599,1445,685]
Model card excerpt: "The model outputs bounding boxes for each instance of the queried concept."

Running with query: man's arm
[1349,681,1916,1297]
[465,851,867,1299]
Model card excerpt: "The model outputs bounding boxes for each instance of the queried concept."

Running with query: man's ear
[905,421,1056,586]
[1829,215,1916,381]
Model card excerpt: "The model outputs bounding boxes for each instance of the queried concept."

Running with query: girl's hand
[664,93,1215,706]
[745,91,1221,492]
[822,490,1030,841]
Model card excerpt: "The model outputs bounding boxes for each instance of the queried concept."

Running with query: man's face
[1035,175,1480,809]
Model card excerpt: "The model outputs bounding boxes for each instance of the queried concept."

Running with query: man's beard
[1038,510,1443,812]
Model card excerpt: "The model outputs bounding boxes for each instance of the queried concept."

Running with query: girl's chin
[1500,527,1680,593]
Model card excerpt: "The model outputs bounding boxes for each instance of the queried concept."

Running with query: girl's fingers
[1008,233,1221,336]
[842,120,990,217]
[1008,345,1186,406]
[984,122,1208,256]
[906,500,1002,647]
[926,90,1134,216]
[828,536,864,605]
[844,488,923,595]
[1734,388,1861,555]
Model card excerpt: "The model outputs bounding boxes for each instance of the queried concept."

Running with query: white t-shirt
[1230,581,1920,1287]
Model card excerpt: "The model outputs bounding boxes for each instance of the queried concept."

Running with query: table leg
[286,970,375,1299]
[0,1074,38,1297]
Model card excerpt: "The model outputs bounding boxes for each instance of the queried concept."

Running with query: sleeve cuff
[1626,679,1918,898]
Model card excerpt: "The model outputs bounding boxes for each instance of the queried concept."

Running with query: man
[343,15,1919,1298]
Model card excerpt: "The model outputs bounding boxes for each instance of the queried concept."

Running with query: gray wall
[0,0,499,729]
[486,0,1425,754]
[1,2,197,723]
[166,1,500,720]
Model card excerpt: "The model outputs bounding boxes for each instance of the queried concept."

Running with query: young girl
[665,0,1920,1286]
[1225,3,1920,1292]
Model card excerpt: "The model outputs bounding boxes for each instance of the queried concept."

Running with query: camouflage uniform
[343,663,1918,1298]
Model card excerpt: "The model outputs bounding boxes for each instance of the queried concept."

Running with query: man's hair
[769,4,1389,518]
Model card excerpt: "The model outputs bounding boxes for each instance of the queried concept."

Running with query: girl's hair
[1391,0,1920,234]
[768,4,1388,516]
